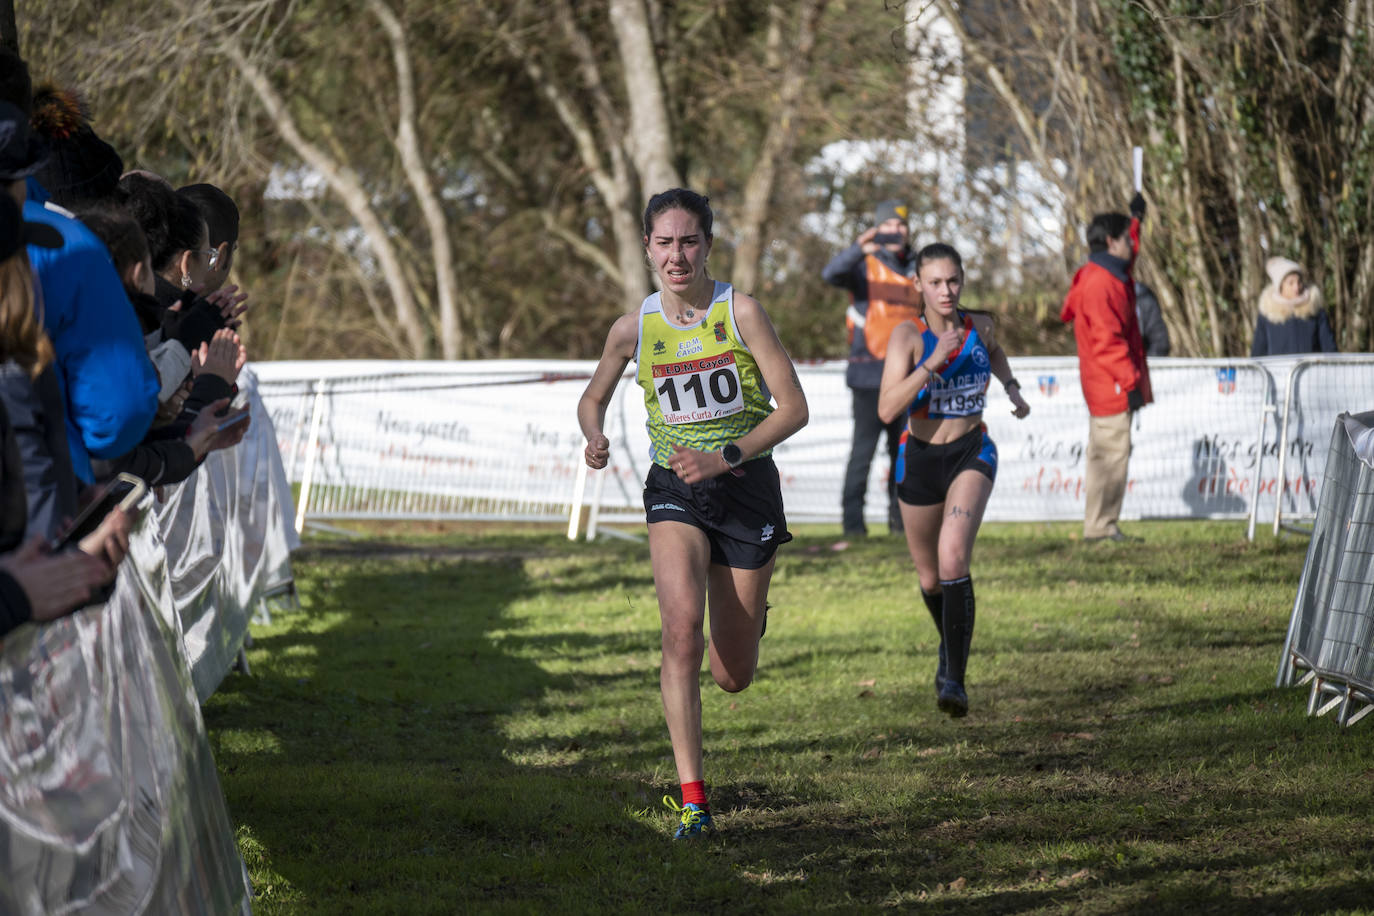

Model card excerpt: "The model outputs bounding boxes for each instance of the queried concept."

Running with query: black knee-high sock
[938,575,975,686]
[920,588,944,641]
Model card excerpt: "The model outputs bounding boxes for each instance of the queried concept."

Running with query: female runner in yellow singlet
[578,188,808,839]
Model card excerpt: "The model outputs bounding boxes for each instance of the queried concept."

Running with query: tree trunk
[369,0,463,360]
[1221,115,1261,355]
[1172,49,1222,356]
[493,5,652,311]
[230,46,430,358]
[608,0,681,197]
[732,0,827,296]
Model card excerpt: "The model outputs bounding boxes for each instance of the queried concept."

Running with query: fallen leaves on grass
[922,877,969,897]
[1055,868,1093,887]
[1025,867,1093,887]
[738,868,808,886]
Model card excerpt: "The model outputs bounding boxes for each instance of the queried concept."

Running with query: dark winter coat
[1251,286,1337,357]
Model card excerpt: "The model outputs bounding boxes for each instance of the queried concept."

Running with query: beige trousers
[1084,410,1132,538]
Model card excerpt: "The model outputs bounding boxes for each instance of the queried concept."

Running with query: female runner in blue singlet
[878,243,1030,718]
[578,189,809,838]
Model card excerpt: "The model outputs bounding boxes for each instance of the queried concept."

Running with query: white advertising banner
[254,362,598,520]
[252,355,1374,527]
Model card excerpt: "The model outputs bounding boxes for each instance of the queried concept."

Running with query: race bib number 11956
[652,352,745,425]
[930,389,985,416]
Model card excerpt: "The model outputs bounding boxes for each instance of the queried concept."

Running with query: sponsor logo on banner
[1038,375,1058,397]
[1216,367,1236,395]
[677,338,704,357]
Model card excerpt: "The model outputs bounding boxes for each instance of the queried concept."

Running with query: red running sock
[681,780,708,809]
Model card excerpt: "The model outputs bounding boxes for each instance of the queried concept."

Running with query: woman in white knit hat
[1251,256,1337,356]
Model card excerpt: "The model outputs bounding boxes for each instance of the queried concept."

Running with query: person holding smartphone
[822,198,921,539]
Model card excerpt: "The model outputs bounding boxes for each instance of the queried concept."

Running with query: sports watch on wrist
[721,443,744,469]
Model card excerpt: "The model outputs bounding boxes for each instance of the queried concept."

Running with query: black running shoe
[937,680,968,718]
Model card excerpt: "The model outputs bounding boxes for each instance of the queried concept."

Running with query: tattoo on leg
[947,504,972,519]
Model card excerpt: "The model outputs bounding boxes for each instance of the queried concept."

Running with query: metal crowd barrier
[1270,357,1374,534]
[1276,410,1374,725]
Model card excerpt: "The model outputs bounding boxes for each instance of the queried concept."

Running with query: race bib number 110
[653,352,745,425]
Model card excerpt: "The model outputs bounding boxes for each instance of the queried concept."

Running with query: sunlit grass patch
[204,521,1374,914]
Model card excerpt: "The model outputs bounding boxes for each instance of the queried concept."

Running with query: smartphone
[215,410,250,433]
[872,232,905,245]
[50,473,148,551]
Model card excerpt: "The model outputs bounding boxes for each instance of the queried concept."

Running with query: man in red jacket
[1060,195,1153,542]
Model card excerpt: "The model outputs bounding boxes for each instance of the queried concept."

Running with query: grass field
[203,521,1374,914]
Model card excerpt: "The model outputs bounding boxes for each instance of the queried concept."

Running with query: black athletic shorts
[895,425,998,506]
[643,456,791,569]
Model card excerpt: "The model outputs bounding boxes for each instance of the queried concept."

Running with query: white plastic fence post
[1273,362,1303,536]
[286,389,308,482]
[586,464,608,541]
[567,458,589,540]
[294,379,327,535]
[1247,400,1275,542]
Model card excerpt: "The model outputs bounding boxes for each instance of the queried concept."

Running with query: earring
[182,273,191,288]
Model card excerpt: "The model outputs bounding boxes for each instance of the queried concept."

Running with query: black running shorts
[895,426,998,506]
[643,456,791,569]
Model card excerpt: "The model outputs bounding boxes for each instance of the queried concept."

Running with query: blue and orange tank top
[635,281,774,467]
[907,311,992,420]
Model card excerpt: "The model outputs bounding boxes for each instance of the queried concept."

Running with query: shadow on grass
[203,545,738,912]
[204,528,1363,913]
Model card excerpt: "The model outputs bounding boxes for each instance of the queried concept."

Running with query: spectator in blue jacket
[0,167,129,637]
[0,99,83,541]
[0,52,158,493]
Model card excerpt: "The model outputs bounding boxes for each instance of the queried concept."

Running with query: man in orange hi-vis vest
[822,198,921,538]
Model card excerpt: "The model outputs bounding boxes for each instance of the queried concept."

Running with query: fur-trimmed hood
[1258,282,1324,323]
